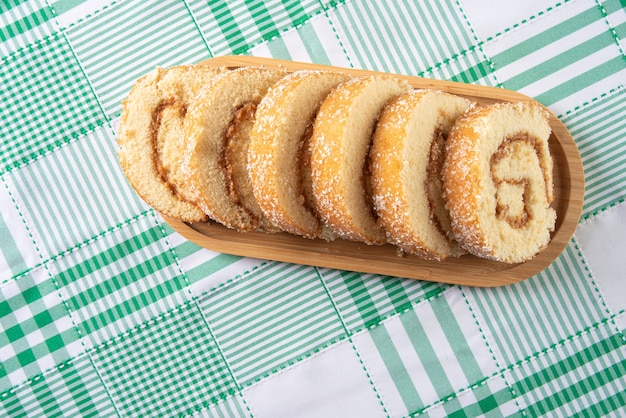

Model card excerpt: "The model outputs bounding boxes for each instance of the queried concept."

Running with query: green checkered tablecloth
[1,0,625,416]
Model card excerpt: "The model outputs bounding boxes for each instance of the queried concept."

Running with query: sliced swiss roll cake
[442,101,556,263]
[181,67,286,232]
[117,65,227,222]
[309,76,411,245]
[248,70,351,240]
[371,90,473,261]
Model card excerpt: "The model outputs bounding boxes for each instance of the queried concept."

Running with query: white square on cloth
[243,339,386,418]
[575,201,626,316]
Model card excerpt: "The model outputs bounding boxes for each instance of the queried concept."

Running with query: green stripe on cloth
[266,36,291,60]
[254,17,333,65]
[369,324,423,410]
[345,271,384,328]
[441,382,520,418]
[49,0,87,16]
[0,270,81,393]
[0,209,27,278]
[330,0,474,75]
[52,215,188,347]
[55,225,164,285]
[502,31,616,91]
[424,47,499,87]
[298,20,331,63]
[198,394,248,418]
[358,290,506,415]
[172,240,241,285]
[400,310,455,398]
[450,59,493,84]
[492,6,600,68]
[486,2,626,112]
[190,0,323,55]
[0,0,30,13]
[248,2,277,37]
[534,56,626,107]
[198,262,345,385]
[8,127,146,256]
[0,1,56,57]
[0,5,53,41]
[206,1,245,52]
[66,0,212,117]
[561,88,626,217]
[321,269,447,332]
[382,278,413,315]
[430,299,485,384]
[511,332,626,416]
[579,390,626,417]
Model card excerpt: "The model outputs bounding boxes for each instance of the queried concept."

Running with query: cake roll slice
[371,89,472,261]
[309,76,410,245]
[117,65,227,222]
[443,101,556,263]
[248,70,351,240]
[182,67,286,232]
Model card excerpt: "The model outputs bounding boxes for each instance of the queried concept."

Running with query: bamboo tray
[163,56,584,287]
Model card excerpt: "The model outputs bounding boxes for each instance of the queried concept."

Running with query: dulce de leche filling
[151,97,186,197]
[426,128,449,238]
[490,134,545,228]
[223,102,258,216]
[297,119,316,212]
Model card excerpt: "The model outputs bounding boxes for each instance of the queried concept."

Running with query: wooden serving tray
[163,56,585,287]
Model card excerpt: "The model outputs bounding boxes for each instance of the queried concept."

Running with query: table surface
[1,0,625,417]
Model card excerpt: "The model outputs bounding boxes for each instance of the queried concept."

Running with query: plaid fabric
[1,0,625,416]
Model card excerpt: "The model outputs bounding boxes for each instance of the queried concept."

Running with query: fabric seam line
[453,0,503,88]
[459,286,526,416]
[578,197,625,224]
[151,211,254,417]
[320,0,355,68]
[479,0,572,45]
[2,300,620,408]
[571,235,626,344]
[181,0,214,58]
[558,84,624,119]
[413,301,626,416]
[594,0,626,59]
[2,209,153,287]
[315,266,391,417]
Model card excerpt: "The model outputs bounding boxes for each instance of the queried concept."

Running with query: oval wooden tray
[164,56,585,287]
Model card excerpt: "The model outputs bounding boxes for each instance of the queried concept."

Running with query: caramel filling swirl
[150,97,187,197]
[490,134,548,229]
[297,119,316,211]
[222,102,258,218]
[426,128,448,238]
